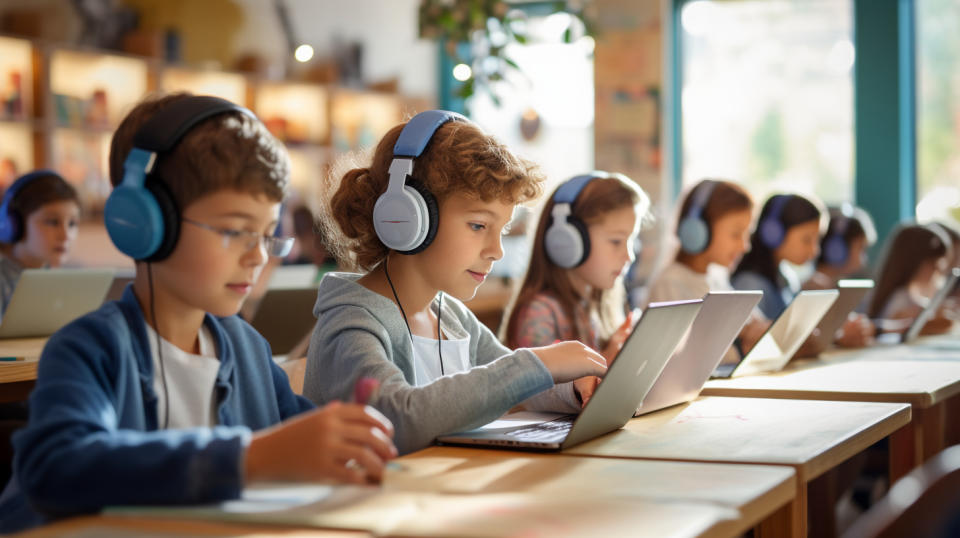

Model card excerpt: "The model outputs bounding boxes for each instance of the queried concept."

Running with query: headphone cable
[147,263,170,430]
[384,257,444,376]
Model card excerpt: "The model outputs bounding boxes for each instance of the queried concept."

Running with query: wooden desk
[563,396,910,538]
[702,359,960,481]
[16,516,369,537]
[0,337,46,402]
[396,446,796,538]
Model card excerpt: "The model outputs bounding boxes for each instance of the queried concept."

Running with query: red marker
[352,377,380,405]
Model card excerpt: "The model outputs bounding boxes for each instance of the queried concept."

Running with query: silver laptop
[807,279,874,352]
[901,266,960,344]
[635,290,761,416]
[0,268,114,338]
[249,287,318,355]
[712,289,839,378]
[436,299,703,451]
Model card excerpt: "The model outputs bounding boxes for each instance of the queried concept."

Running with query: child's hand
[531,341,608,382]
[573,376,601,407]
[245,401,397,485]
[602,311,637,364]
[739,317,771,355]
[835,313,875,347]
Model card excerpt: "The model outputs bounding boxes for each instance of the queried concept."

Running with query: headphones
[677,180,717,255]
[373,110,468,254]
[103,96,255,262]
[544,171,610,268]
[758,194,792,249]
[821,203,854,267]
[0,169,64,243]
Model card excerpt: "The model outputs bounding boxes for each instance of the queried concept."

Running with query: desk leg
[808,469,839,538]
[919,403,946,462]
[946,395,960,447]
[889,422,917,483]
[758,479,805,538]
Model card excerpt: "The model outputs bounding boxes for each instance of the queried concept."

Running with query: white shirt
[146,323,220,429]
[647,261,732,304]
[411,332,470,386]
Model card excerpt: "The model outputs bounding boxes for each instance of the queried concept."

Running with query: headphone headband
[553,171,609,205]
[393,110,468,158]
[133,96,255,153]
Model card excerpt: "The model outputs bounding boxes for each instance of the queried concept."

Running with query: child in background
[0,170,80,319]
[805,204,877,290]
[732,193,824,319]
[0,94,396,533]
[646,179,768,357]
[867,223,954,335]
[303,111,608,455]
[501,171,647,379]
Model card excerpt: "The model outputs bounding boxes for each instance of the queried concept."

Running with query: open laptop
[711,289,839,379]
[635,290,761,416]
[900,266,960,344]
[0,268,114,338]
[807,279,874,352]
[436,299,703,451]
[249,287,318,355]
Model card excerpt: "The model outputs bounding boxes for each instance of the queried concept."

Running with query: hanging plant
[419,0,594,105]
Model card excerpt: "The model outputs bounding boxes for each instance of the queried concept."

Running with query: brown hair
[868,223,951,318]
[6,172,79,243]
[675,179,753,264]
[319,119,544,271]
[502,174,651,347]
[109,92,289,209]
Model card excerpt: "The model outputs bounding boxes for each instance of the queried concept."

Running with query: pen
[352,377,380,405]
[0,357,24,361]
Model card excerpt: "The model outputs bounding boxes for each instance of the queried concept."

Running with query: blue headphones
[0,169,65,243]
[758,194,792,249]
[373,110,467,254]
[104,96,255,262]
[677,180,717,255]
[822,203,854,267]
[545,171,610,268]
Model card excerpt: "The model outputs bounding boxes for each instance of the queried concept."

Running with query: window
[679,0,854,205]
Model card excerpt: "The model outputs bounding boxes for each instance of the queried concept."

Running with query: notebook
[711,289,839,378]
[808,279,874,352]
[635,290,761,416]
[0,268,114,338]
[436,299,703,450]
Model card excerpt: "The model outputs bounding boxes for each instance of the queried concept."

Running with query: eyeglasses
[182,218,294,258]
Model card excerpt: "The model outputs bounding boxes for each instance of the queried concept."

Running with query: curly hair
[318,119,544,271]
[109,92,290,209]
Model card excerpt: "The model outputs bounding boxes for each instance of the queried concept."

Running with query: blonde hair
[502,174,651,347]
[317,119,544,272]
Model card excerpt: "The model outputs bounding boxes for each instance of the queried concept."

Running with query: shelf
[49,49,149,128]
[286,145,330,200]
[161,67,248,105]
[254,81,329,144]
[50,128,111,211]
[0,121,34,188]
[329,90,403,151]
[0,35,34,122]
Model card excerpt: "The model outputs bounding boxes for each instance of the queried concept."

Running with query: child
[502,171,648,371]
[805,204,877,290]
[0,94,396,533]
[0,170,80,319]
[867,223,954,334]
[732,193,824,319]
[647,179,768,357]
[303,110,608,455]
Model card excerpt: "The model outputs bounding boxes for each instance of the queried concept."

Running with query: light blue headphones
[372,110,468,254]
[545,171,610,268]
[103,96,255,261]
[677,180,717,255]
[758,194,792,249]
[0,169,63,243]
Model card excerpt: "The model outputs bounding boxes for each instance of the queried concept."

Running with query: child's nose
[486,235,504,260]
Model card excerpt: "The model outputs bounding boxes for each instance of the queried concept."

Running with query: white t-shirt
[409,297,471,386]
[146,323,221,429]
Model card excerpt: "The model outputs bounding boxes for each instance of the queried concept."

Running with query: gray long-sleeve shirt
[303,272,579,454]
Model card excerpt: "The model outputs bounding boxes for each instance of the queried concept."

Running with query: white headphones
[372,110,468,254]
[544,171,609,268]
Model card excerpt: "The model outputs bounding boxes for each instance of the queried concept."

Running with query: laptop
[711,289,839,378]
[808,279,874,352]
[436,299,703,451]
[635,291,761,416]
[249,287,318,355]
[900,266,960,344]
[0,268,114,338]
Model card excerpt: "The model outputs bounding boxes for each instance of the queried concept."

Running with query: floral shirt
[512,291,599,350]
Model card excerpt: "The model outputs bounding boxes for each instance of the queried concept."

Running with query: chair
[843,444,960,537]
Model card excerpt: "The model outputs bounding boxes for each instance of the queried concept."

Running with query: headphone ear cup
[822,235,848,267]
[142,179,181,262]
[678,216,710,255]
[545,214,590,268]
[0,208,22,244]
[396,179,438,255]
[759,219,785,250]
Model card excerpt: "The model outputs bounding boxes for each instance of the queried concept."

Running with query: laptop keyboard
[509,417,575,442]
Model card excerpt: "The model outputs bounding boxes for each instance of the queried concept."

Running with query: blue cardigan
[0,285,314,533]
